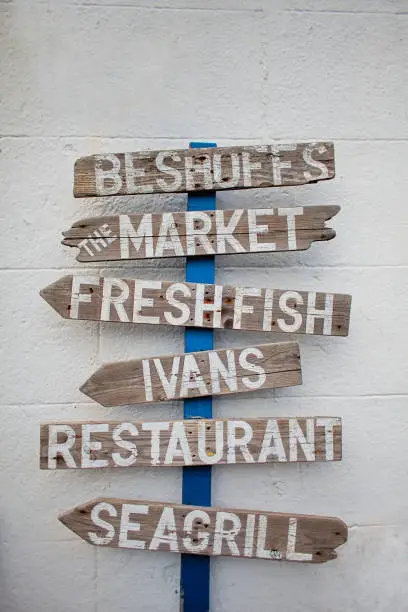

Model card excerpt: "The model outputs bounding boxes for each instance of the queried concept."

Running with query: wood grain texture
[79,342,302,407]
[62,206,339,261]
[73,143,335,197]
[40,417,341,469]
[59,498,347,563]
[40,276,351,337]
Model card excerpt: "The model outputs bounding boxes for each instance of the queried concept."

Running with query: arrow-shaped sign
[79,342,301,407]
[59,498,347,563]
[62,206,339,261]
[40,277,351,337]
[40,417,341,469]
[73,142,335,197]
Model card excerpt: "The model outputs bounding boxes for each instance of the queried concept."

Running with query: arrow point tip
[39,286,50,303]
[58,509,72,529]
[79,380,91,398]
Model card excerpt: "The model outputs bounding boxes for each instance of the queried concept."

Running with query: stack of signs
[40,143,351,564]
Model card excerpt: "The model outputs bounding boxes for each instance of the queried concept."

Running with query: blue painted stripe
[180,142,216,612]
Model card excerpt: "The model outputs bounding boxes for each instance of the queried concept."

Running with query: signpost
[79,341,302,407]
[40,276,351,337]
[39,139,351,610]
[58,498,347,564]
[40,417,342,469]
[73,142,335,197]
[61,205,339,261]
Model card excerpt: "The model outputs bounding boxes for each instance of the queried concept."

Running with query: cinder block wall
[1,1,407,610]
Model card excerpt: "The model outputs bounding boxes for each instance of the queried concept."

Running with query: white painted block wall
[1,1,407,610]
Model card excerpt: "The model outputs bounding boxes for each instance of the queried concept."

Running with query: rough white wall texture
[1,1,407,610]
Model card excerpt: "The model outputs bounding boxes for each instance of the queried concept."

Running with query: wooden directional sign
[62,206,339,261]
[73,142,335,197]
[40,417,341,469]
[59,498,347,563]
[79,342,301,407]
[40,277,351,337]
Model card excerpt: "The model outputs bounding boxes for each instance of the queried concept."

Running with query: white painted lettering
[164,422,192,465]
[256,515,283,560]
[233,286,262,329]
[88,502,117,545]
[119,503,149,549]
[247,210,276,252]
[227,420,255,464]
[258,419,286,462]
[183,510,211,552]
[142,422,169,466]
[142,359,153,401]
[277,291,303,333]
[270,144,296,185]
[70,276,100,319]
[197,421,224,465]
[164,283,191,326]
[101,277,130,322]
[303,143,329,181]
[278,207,303,250]
[194,284,223,328]
[150,506,179,552]
[153,357,180,400]
[185,211,214,255]
[99,223,115,244]
[48,424,76,469]
[238,347,266,390]
[306,292,333,335]
[208,349,237,394]
[286,517,312,561]
[119,214,154,259]
[262,288,274,331]
[215,210,245,253]
[316,417,341,461]
[213,512,241,556]
[94,154,122,196]
[77,238,94,257]
[155,213,184,257]
[91,229,107,251]
[243,514,256,557]
[133,280,161,324]
[241,151,262,187]
[185,154,213,190]
[124,152,152,193]
[112,422,139,467]
[155,151,183,192]
[213,153,240,189]
[82,423,109,468]
[180,354,208,397]
[289,419,315,462]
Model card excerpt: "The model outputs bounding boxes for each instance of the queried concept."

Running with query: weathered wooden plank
[79,342,301,407]
[40,276,351,337]
[62,206,339,261]
[73,143,335,197]
[40,417,341,469]
[59,498,347,563]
